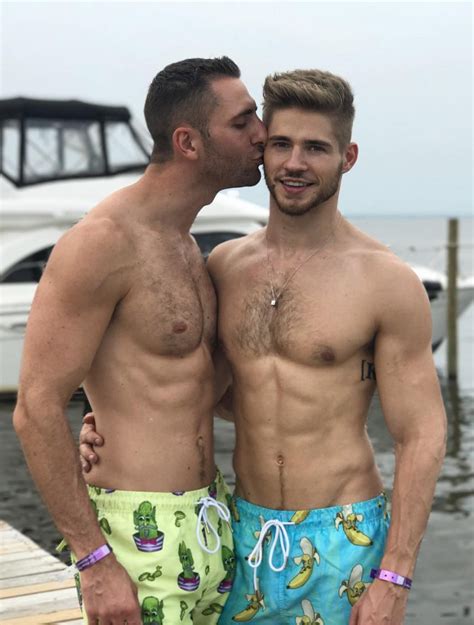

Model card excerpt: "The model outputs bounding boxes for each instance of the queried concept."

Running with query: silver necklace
[265,227,337,308]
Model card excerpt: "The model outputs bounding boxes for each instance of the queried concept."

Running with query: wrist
[370,567,412,590]
[380,546,417,577]
[75,543,113,572]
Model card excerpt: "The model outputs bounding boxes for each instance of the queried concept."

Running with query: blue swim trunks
[218,493,389,625]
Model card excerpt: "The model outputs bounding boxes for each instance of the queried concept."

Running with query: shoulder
[44,212,135,295]
[365,250,431,348]
[343,223,426,300]
[207,229,263,281]
[340,223,431,339]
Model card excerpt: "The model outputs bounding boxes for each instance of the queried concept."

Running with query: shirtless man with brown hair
[13,56,266,625]
[82,68,446,625]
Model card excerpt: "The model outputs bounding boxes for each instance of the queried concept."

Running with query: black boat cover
[0,97,131,122]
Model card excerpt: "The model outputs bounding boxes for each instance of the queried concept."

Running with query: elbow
[13,397,32,438]
[13,386,61,438]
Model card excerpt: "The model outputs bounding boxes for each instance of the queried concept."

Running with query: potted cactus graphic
[177,541,200,591]
[141,596,164,625]
[133,501,164,552]
[218,545,235,593]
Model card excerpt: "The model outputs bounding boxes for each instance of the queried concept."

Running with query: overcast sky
[1,1,472,216]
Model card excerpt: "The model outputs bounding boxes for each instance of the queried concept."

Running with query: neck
[265,196,342,254]
[131,163,220,234]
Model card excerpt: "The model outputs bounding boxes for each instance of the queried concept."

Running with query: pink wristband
[76,543,113,572]
[370,568,412,589]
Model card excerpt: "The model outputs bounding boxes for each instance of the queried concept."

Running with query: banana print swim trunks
[218,493,389,625]
[73,470,235,624]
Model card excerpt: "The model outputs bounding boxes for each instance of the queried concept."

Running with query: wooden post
[447,218,458,380]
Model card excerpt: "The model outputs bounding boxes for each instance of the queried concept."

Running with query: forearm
[381,433,446,576]
[14,395,106,558]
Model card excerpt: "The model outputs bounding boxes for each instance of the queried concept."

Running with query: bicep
[374,275,445,442]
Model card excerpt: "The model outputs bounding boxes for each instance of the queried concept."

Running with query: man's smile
[279,178,314,194]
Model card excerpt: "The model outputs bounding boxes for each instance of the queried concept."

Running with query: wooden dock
[0,520,82,624]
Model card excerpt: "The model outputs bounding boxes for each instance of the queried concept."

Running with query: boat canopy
[0,97,150,187]
[0,98,132,122]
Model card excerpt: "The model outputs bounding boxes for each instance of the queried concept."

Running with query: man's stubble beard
[265,161,343,217]
[201,136,261,190]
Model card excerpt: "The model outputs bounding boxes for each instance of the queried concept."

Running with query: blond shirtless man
[80,69,447,625]
[13,57,266,625]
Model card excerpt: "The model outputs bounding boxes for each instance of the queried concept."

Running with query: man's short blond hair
[262,69,355,149]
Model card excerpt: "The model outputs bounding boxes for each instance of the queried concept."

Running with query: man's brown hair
[144,56,240,163]
[262,69,355,149]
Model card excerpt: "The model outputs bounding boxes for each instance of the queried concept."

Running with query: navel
[172,321,188,334]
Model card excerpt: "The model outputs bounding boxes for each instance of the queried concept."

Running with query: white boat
[411,265,474,351]
[1,97,472,393]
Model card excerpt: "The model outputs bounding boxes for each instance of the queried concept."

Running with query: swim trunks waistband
[86,468,227,511]
[233,492,388,528]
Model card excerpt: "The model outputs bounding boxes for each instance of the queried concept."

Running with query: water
[1,216,473,623]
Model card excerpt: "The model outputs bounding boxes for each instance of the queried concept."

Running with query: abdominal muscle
[231,362,384,510]
[82,344,217,493]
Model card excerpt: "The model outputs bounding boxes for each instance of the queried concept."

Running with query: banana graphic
[335,506,373,546]
[339,564,371,606]
[295,599,324,624]
[252,515,271,544]
[232,588,265,622]
[290,510,310,524]
[287,537,320,590]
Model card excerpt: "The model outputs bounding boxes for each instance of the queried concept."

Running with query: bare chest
[220,271,375,366]
[115,252,216,357]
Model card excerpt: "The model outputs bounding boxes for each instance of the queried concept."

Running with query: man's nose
[284,147,307,171]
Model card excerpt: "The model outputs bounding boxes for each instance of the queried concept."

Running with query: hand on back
[79,412,103,472]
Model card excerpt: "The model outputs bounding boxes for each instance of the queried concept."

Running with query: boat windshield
[1,117,149,186]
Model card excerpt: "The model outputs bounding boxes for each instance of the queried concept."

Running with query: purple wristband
[76,543,113,572]
[370,568,412,589]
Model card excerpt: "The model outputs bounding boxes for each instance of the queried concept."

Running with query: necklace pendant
[271,298,277,307]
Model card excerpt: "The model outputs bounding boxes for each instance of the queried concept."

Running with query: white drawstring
[247,519,294,594]
[195,496,231,554]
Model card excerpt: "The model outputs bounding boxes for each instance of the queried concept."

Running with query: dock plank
[0,608,83,625]
[1,587,80,619]
[0,521,81,622]
[0,570,77,591]
[0,556,65,579]
[0,541,41,555]
[0,550,51,565]
[0,578,76,599]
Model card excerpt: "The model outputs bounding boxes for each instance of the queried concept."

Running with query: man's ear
[342,142,358,173]
[172,126,201,160]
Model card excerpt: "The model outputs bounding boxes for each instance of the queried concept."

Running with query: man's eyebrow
[305,139,332,148]
[268,134,291,142]
[231,103,258,120]
[268,135,333,148]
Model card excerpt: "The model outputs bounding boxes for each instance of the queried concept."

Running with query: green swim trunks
[75,470,234,624]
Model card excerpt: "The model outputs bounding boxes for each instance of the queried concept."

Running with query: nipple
[321,349,335,362]
[172,321,188,334]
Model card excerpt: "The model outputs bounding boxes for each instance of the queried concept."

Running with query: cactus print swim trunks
[74,469,235,624]
[218,493,389,625]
